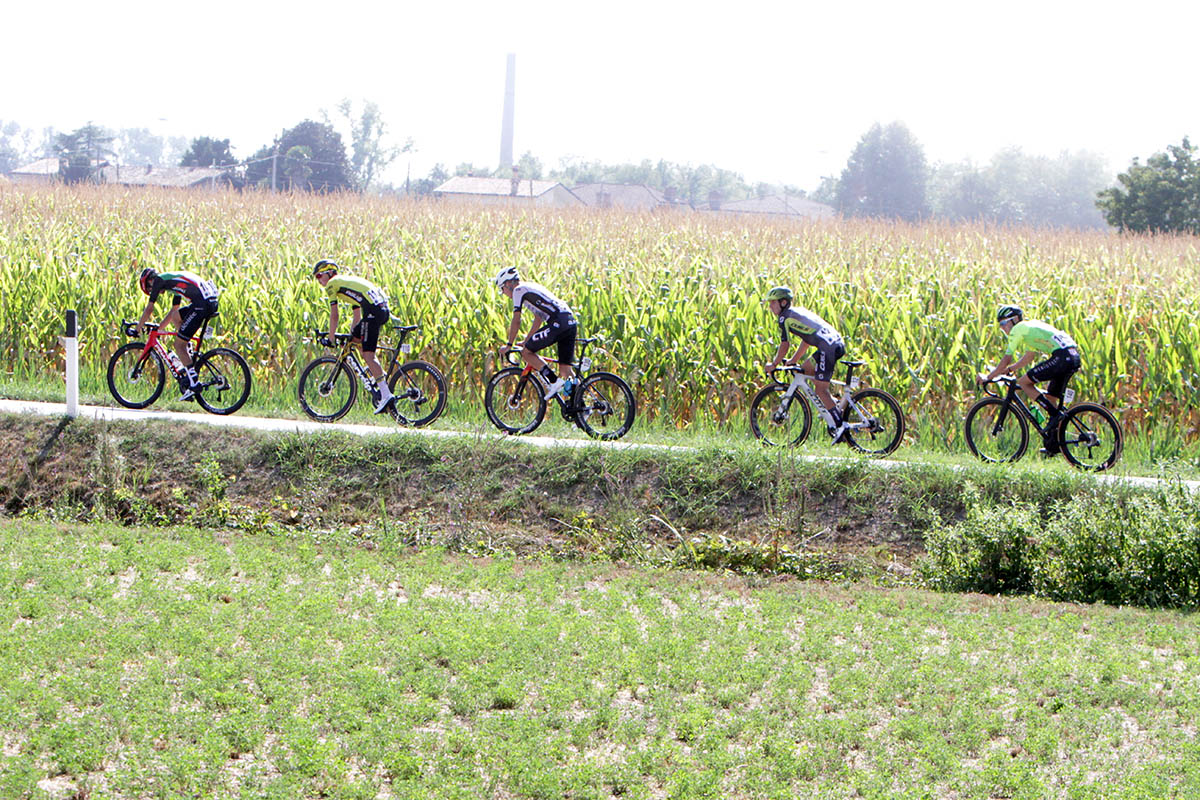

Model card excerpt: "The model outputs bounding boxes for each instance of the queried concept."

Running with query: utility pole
[498,54,516,170]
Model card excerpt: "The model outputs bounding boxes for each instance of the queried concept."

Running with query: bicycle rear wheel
[843,389,905,456]
[107,343,166,409]
[388,360,447,427]
[298,357,357,422]
[964,397,1029,463]
[485,367,546,434]
[194,348,252,415]
[574,372,636,440]
[748,384,812,447]
[1057,402,1122,471]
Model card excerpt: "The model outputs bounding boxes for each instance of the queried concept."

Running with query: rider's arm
[1009,351,1038,373]
[327,302,339,341]
[136,297,156,334]
[981,354,1015,383]
[765,340,790,371]
[504,309,523,350]
[784,342,810,367]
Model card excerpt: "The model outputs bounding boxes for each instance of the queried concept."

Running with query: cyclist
[312,258,395,413]
[136,266,219,401]
[977,304,1081,455]
[763,286,849,442]
[495,266,578,399]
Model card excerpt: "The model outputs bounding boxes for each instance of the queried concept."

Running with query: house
[100,164,233,189]
[6,158,233,189]
[433,175,582,208]
[571,182,668,211]
[713,194,836,220]
[6,157,62,184]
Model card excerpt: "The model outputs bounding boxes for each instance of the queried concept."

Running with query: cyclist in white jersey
[494,267,578,400]
[763,286,849,442]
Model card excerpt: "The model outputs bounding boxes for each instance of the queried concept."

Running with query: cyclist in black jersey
[763,286,849,442]
[495,266,578,400]
[136,267,220,401]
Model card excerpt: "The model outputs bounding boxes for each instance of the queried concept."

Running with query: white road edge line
[2,399,1196,495]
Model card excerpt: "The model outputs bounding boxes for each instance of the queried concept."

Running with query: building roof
[717,194,835,219]
[433,175,566,198]
[9,157,61,176]
[100,165,230,187]
[571,182,667,209]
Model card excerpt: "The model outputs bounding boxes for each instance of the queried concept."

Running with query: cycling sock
[1036,393,1057,414]
[185,367,199,387]
[540,366,557,383]
[377,380,394,400]
[827,407,842,428]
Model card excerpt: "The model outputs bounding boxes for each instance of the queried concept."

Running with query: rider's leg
[1017,373,1058,413]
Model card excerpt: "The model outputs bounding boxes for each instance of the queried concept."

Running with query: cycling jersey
[1004,320,1077,357]
[147,271,219,307]
[778,307,842,349]
[325,275,389,311]
[512,282,573,323]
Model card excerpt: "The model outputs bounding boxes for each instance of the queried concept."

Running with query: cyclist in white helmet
[763,285,849,442]
[495,266,578,400]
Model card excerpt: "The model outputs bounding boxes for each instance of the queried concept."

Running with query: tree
[1097,138,1200,234]
[283,145,313,189]
[834,122,929,221]
[180,137,238,168]
[327,99,411,191]
[52,124,116,183]
[245,121,353,192]
[115,128,165,167]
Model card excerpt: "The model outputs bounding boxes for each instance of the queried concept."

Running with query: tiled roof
[9,157,61,176]
[718,194,835,219]
[101,165,229,187]
[434,176,564,197]
[571,183,666,208]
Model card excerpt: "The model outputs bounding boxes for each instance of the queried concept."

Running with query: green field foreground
[3,518,1199,799]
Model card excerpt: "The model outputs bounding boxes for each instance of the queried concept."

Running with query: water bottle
[166,351,184,374]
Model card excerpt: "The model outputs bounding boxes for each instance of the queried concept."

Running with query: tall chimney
[498,53,516,169]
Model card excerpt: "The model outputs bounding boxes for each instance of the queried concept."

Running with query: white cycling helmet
[494,266,519,288]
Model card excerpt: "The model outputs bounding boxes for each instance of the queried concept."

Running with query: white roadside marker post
[62,310,78,417]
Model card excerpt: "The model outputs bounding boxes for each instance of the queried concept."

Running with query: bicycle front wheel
[574,372,636,440]
[298,357,357,422]
[107,343,166,409]
[484,367,546,434]
[843,389,906,456]
[194,348,252,415]
[1057,402,1122,471]
[964,397,1029,463]
[749,384,812,446]
[388,360,447,427]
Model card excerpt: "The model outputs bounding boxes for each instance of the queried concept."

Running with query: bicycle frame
[505,336,600,415]
[314,324,420,397]
[773,361,866,428]
[126,316,212,378]
[981,377,1060,440]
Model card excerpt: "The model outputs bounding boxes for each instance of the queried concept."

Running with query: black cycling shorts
[351,304,390,353]
[524,314,578,366]
[808,339,846,382]
[1027,347,1081,399]
[176,299,217,341]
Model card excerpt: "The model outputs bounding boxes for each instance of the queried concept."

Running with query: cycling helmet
[138,267,157,295]
[765,286,793,303]
[996,304,1023,323]
[495,266,519,288]
[312,258,339,277]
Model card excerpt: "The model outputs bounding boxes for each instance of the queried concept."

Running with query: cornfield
[1,184,1198,441]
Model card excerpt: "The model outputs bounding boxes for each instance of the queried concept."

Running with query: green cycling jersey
[1004,320,1078,357]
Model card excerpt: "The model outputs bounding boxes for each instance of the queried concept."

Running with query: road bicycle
[107,316,251,415]
[297,324,446,426]
[484,337,636,440]
[965,376,1122,471]
[749,360,906,456]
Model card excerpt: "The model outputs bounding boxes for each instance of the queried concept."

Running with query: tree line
[2,112,1195,233]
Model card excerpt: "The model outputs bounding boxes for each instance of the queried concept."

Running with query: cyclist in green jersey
[978,305,1081,454]
[312,259,395,413]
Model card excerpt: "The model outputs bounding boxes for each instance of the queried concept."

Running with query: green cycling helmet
[996,304,1023,323]
[765,286,793,303]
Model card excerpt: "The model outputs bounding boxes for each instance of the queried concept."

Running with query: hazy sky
[5,0,1197,189]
